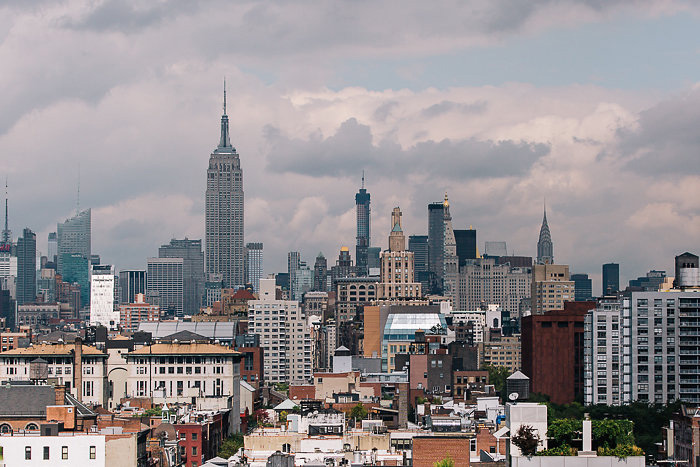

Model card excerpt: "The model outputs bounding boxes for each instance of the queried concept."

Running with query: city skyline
[1,2,699,295]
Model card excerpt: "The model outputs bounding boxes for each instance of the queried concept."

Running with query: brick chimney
[73,337,83,402]
[54,384,66,406]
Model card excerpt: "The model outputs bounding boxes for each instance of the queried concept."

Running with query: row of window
[25,445,95,461]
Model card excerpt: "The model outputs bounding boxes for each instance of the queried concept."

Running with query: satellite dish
[508,393,519,402]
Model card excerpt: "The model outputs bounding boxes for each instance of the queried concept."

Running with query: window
[191,433,198,440]
[43,446,49,460]
[62,446,69,460]
[90,446,96,459]
[192,446,197,456]
[25,446,31,460]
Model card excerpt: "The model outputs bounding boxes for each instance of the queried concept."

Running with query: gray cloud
[265,118,549,180]
[612,88,700,175]
[421,100,488,118]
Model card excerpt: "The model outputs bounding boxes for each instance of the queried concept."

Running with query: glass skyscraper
[355,177,371,275]
[159,238,204,316]
[56,209,91,275]
[61,252,89,307]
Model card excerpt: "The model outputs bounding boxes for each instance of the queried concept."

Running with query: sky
[2,0,700,296]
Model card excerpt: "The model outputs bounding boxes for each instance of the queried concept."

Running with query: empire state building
[205,84,244,288]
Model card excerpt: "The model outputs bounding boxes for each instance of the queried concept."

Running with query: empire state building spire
[537,203,554,264]
[218,79,232,149]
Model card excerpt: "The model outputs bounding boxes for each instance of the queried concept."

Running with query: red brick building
[521,302,593,404]
[412,436,470,467]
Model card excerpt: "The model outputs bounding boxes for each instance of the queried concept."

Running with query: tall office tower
[377,207,422,299]
[1,179,10,246]
[288,251,301,300]
[531,263,574,314]
[427,201,445,288]
[159,238,204,316]
[536,206,553,265]
[313,252,327,292]
[56,208,91,275]
[205,84,244,289]
[367,247,381,271]
[454,228,477,266]
[355,175,371,276]
[16,228,36,305]
[90,264,117,328]
[62,253,89,307]
[583,297,629,406]
[294,262,314,301]
[602,263,620,295]
[47,232,57,264]
[457,257,531,316]
[408,235,430,291]
[674,252,700,289]
[248,278,312,384]
[0,243,16,281]
[628,290,700,404]
[443,195,459,306]
[571,273,593,301]
[146,257,184,318]
[331,247,356,282]
[245,242,263,294]
[119,270,146,305]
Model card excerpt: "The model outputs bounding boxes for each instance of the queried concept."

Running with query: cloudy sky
[2,0,700,295]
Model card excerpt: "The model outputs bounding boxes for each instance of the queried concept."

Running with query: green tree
[433,455,455,467]
[512,424,540,456]
[217,433,244,459]
[349,403,368,423]
[483,364,510,398]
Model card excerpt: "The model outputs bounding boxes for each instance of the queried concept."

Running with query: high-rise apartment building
[583,297,629,405]
[312,252,327,292]
[427,202,445,289]
[571,273,593,301]
[89,264,117,328]
[536,207,553,265]
[248,278,312,384]
[377,207,422,299]
[146,257,184,318]
[120,293,160,332]
[56,209,91,275]
[159,238,204,315]
[458,258,531,317]
[288,251,301,300]
[531,263,574,314]
[629,290,700,404]
[355,176,371,276]
[119,270,146,305]
[16,228,36,306]
[205,85,244,289]
[245,242,263,294]
[602,263,620,295]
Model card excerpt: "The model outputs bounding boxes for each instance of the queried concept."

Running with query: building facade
[355,178,371,276]
[159,238,204,316]
[377,208,421,300]
[536,207,553,265]
[57,209,91,276]
[146,258,184,318]
[531,263,574,314]
[118,270,146,305]
[603,263,620,295]
[89,265,117,328]
[120,293,160,332]
[458,258,531,317]
[571,273,593,302]
[205,86,244,290]
[16,228,36,306]
[245,242,263,294]
[248,278,312,384]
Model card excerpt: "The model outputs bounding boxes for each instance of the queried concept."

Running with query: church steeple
[218,79,232,149]
[537,203,553,264]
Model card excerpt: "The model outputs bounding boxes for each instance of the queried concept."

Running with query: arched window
[0,423,12,433]
[25,423,39,431]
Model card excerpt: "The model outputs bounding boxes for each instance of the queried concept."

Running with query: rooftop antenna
[361,170,365,189]
[223,77,227,115]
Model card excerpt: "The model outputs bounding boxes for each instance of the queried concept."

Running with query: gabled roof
[274,399,299,411]
[160,330,209,343]
[506,370,530,380]
[231,289,256,300]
